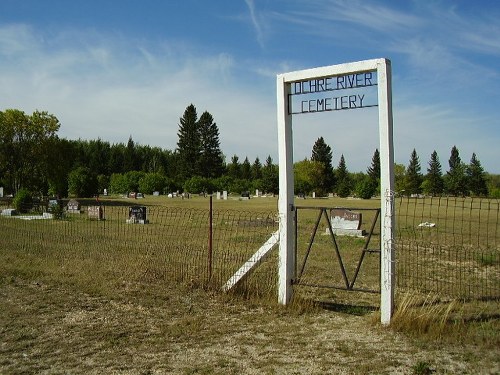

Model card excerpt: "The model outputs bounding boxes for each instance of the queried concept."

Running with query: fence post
[208,195,213,282]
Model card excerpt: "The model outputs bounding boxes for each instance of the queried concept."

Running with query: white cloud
[245,0,265,48]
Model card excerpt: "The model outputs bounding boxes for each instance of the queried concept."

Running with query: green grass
[0,195,499,373]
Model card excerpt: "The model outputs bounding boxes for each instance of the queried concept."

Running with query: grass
[0,195,499,373]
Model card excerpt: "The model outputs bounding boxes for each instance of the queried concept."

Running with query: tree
[198,111,224,178]
[138,172,167,194]
[227,155,241,179]
[294,159,325,196]
[445,146,467,196]
[251,157,262,180]
[261,155,279,194]
[123,136,138,172]
[394,163,406,194]
[366,149,380,194]
[176,104,201,180]
[240,157,251,180]
[466,153,488,196]
[404,149,423,195]
[423,150,444,196]
[0,109,60,194]
[109,173,129,194]
[68,166,98,197]
[311,137,335,194]
[336,154,352,198]
[355,174,377,199]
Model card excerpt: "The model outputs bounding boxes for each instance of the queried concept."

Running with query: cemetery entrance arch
[276,59,395,324]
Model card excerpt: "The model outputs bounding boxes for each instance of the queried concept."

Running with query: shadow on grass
[315,300,378,316]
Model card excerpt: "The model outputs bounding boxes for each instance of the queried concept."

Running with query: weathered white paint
[377,60,395,325]
[276,58,395,324]
[222,230,280,292]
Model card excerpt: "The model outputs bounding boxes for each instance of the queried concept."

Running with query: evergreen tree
[123,136,138,172]
[405,149,423,195]
[445,145,467,196]
[335,154,351,198]
[366,148,380,196]
[241,157,251,180]
[251,157,262,180]
[367,149,380,181]
[198,111,224,178]
[227,155,241,179]
[311,137,335,193]
[176,104,201,180]
[467,153,488,196]
[423,150,444,196]
[262,155,279,194]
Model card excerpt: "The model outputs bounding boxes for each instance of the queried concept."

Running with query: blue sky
[1,0,499,173]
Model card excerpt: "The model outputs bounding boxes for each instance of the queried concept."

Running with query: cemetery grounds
[0,195,498,374]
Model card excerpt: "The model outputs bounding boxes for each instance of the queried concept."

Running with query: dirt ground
[0,277,498,375]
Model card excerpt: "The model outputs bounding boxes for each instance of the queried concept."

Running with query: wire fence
[0,202,279,298]
[1,196,498,301]
[395,196,499,300]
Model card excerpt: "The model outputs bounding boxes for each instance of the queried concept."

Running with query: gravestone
[0,187,3,198]
[127,205,148,224]
[103,188,108,196]
[216,191,221,200]
[47,198,62,213]
[327,208,365,237]
[88,206,103,220]
[241,191,250,200]
[1,208,17,216]
[153,191,160,196]
[66,199,81,214]
[222,191,228,200]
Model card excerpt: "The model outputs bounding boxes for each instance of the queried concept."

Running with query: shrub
[13,188,33,213]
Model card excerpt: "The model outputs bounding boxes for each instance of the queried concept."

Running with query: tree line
[0,107,498,199]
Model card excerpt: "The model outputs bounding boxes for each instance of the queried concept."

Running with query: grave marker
[127,206,148,224]
[87,206,103,220]
[327,208,365,237]
[66,199,81,214]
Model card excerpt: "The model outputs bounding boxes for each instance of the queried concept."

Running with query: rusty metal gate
[293,206,381,293]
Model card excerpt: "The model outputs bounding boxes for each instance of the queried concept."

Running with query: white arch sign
[276,58,395,324]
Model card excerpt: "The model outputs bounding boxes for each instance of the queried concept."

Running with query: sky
[0,0,499,173]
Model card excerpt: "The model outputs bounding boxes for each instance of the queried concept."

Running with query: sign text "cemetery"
[289,72,377,115]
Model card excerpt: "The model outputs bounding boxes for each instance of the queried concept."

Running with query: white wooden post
[377,59,395,325]
[276,59,395,324]
[277,74,295,304]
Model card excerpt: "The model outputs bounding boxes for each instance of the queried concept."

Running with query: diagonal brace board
[222,230,280,292]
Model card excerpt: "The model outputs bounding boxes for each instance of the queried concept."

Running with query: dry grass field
[0,195,499,374]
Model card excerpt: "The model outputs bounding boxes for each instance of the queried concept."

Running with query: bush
[13,188,33,213]
[355,176,377,199]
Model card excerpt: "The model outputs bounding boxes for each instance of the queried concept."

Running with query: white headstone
[0,187,3,198]
[327,208,365,237]
[222,191,228,200]
[216,191,221,200]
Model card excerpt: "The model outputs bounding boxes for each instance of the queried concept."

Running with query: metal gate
[293,206,381,293]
